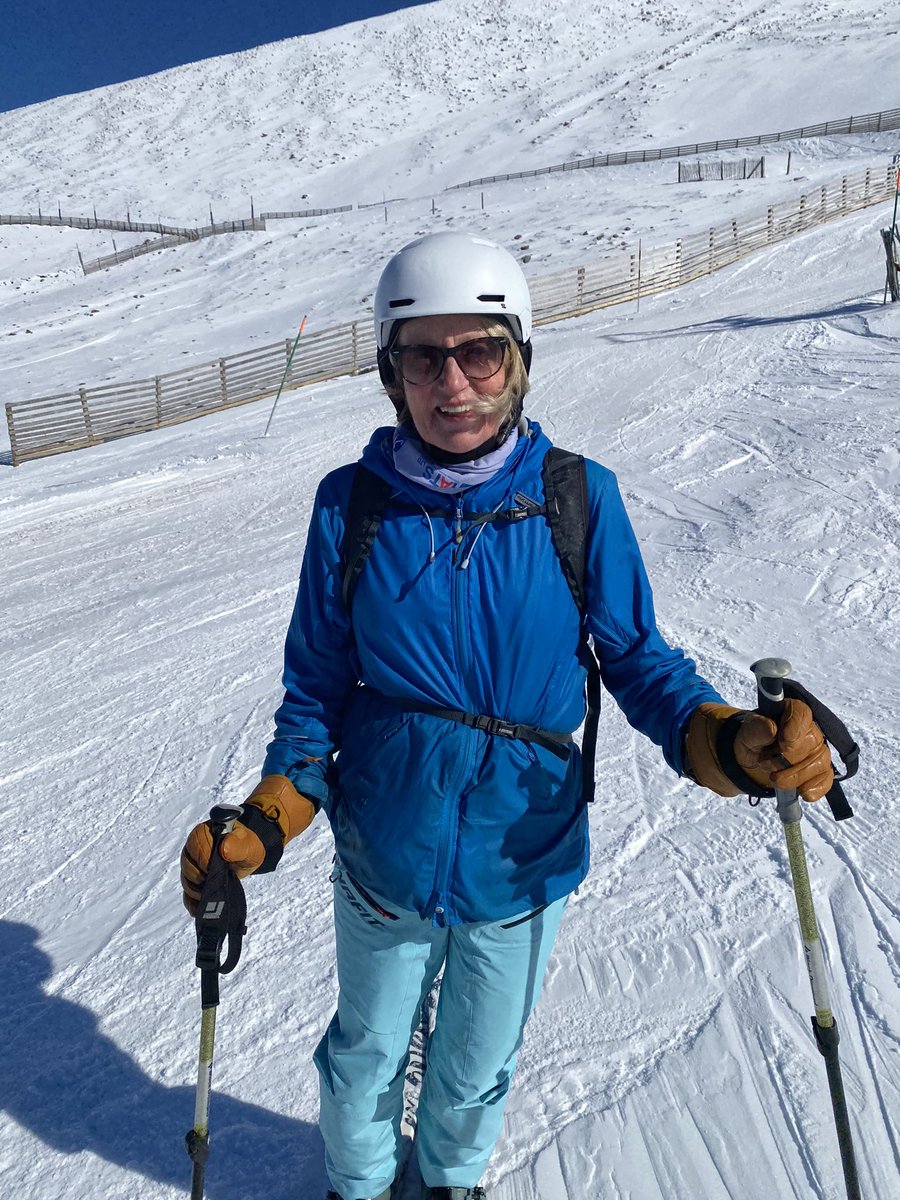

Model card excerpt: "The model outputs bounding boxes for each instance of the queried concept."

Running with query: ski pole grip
[751,658,803,825]
[208,803,243,840]
[750,657,792,720]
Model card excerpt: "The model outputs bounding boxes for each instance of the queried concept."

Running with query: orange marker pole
[264,314,308,436]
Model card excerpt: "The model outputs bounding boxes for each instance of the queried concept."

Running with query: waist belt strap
[365,691,572,761]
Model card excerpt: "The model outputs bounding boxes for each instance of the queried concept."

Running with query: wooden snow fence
[6,162,896,466]
[529,162,895,322]
[677,158,765,182]
[448,107,900,190]
[6,321,377,465]
[79,218,267,274]
[0,213,200,237]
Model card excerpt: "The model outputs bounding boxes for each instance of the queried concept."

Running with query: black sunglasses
[390,336,508,385]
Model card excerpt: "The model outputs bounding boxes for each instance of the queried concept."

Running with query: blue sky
[1,1,432,113]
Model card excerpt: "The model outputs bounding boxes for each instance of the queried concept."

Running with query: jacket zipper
[432,497,475,926]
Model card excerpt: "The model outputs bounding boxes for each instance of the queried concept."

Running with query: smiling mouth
[438,404,474,415]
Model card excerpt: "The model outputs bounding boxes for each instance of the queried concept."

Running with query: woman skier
[181,231,833,1200]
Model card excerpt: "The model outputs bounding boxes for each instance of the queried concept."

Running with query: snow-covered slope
[2,0,898,214]
[1,3,898,1198]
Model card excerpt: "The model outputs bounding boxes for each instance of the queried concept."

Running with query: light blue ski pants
[314,862,567,1200]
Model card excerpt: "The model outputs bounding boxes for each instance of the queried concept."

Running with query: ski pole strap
[579,648,602,805]
[194,829,247,1009]
[716,679,858,821]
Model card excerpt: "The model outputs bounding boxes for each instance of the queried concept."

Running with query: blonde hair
[387,316,529,429]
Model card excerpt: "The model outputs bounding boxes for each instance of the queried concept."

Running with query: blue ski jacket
[263,420,723,925]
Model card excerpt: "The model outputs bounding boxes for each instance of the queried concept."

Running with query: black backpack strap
[542,448,601,804]
[542,447,589,610]
[340,466,393,613]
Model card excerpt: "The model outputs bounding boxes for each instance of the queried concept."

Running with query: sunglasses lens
[455,338,505,379]
[395,345,444,384]
[393,338,507,385]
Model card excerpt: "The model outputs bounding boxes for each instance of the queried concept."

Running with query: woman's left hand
[686,700,833,801]
[735,700,833,801]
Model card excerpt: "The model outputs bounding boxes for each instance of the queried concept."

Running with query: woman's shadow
[0,920,327,1198]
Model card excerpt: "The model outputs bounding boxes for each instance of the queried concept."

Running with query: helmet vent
[389,298,415,309]
[477,293,505,302]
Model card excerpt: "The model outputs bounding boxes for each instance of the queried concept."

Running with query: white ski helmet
[374,231,533,352]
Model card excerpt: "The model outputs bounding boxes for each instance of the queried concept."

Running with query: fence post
[841,175,848,212]
[767,207,774,243]
[155,376,163,426]
[636,240,642,312]
[576,266,585,311]
[79,387,95,445]
[219,359,228,405]
[6,404,19,466]
[351,322,359,375]
[675,238,683,282]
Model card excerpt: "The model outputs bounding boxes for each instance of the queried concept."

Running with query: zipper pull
[454,498,465,544]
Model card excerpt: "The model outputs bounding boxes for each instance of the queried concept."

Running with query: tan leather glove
[686,700,833,802]
[180,775,317,916]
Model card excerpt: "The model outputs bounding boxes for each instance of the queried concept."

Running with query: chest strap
[362,689,572,761]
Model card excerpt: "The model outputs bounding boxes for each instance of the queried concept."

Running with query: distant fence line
[3,204,375,274]
[261,205,352,219]
[79,218,267,273]
[6,105,898,278]
[447,107,900,190]
[6,161,897,466]
[678,157,765,182]
[0,212,201,238]
[357,197,406,209]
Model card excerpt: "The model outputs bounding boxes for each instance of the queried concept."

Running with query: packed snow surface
[1,2,898,1198]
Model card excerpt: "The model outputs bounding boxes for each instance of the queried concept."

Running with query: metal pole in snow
[185,804,246,1200]
[750,659,862,1200]
[263,315,308,436]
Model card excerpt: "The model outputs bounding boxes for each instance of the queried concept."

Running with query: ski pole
[750,658,862,1200]
[185,803,247,1200]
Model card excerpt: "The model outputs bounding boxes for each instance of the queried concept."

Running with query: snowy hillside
[1,2,898,1199]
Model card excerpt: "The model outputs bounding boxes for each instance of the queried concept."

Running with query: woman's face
[394,315,507,455]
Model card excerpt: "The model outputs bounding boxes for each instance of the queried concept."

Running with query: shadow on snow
[0,919,326,1199]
